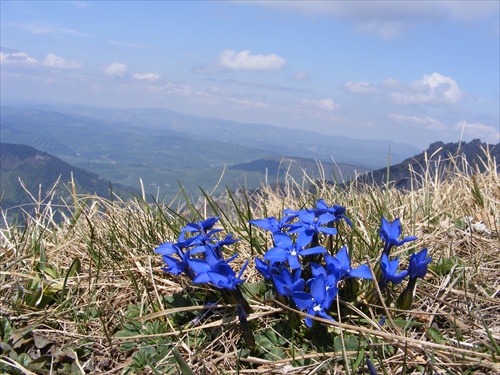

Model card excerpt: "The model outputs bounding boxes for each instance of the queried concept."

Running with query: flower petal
[264,247,287,263]
[350,264,373,279]
[300,245,327,257]
[292,291,313,310]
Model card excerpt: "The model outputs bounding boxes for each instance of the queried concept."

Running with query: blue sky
[1,1,499,148]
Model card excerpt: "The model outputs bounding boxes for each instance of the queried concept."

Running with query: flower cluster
[154,217,251,313]
[372,217,432,309]
[154,200,432,331]
[251,199,373,328]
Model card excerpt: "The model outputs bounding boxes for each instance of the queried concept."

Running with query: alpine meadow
[1,1,499,374]
[1,139,499,374]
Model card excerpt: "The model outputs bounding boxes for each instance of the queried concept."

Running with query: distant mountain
[0,143,138,216]
[0,105,420,198]
[354,139,499,190]
[1,105,420,169]
[230,156,370,183]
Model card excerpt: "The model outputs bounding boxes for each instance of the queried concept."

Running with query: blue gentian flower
[255,257,271,280]
[309,262,338,291]
[155,240,205,279]
[314,199,352,227]
[408,248,432,279]
[380,217,417,256]
[211,233,239,258]
[182,216,222,236]
[160,250,191,276]
[292,274,338,328]
[249,216,293,233]
[380,254,408,286]
[366,358,378,375]
[325,246,373,280]
[286,210,338,246]
[281,207,301,220]
[264,232,327,270]
[272,268,305,297]
[397,248,432,310]
[187,246,247,291]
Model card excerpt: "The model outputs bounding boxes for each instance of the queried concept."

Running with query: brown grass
[1,148,499,374]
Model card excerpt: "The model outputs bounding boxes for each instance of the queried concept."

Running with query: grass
[0,147,499,374]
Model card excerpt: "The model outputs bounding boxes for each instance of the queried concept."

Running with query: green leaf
[426,327,445,344]
[33,333,53,349]
[17,353,32,367]
[173,347,195,375]
[43,266,59,279]
[0,317,13,341]
[60,257,81,300]
[124,303,144,319]
[27,355,51,370]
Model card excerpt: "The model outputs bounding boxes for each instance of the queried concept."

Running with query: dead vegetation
[1,147,499,374]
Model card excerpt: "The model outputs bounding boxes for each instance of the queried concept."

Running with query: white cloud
[227,97,271,110]
[291,70,311,81]
[455,121,500,143]
[302,98,339,111]
[389,73,465,105]
[217,49,286,71]
[382,77,402,89]
[250,2,499,38]
[72,1,90,9]
[133,73,162,81]
[343,81,378,95]
[388,113,447,130]
[13,22,91,38]
[163,82,192,96]
[356,19,408,39]
[42,53,82,69]
[0,51,38,66]
[103,63,127,77]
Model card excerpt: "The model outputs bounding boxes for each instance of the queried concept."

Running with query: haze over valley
[1,104,419,202]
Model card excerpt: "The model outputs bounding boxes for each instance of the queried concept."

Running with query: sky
[1,1,499,148]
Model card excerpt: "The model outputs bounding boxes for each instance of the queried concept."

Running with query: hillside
[0,106,419,198]
[7,104,420,169]
[354,139,499,190]
[0,143,137,217]
[230,156,370,183]
[0,143,498,374]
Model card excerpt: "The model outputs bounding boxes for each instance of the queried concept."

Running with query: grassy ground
[1,148,499,374]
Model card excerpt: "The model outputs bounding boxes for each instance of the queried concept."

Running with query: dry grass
[1,148,499,374]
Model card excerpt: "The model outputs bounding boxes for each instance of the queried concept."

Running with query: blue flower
[155,241,193,278]
[380,254,408,285]
[314,199,352,227]
[254,257,280,280]
[211,233,239,258]
[160,250,191,276]
[272,268,305,297]
[249,216,293,233]
[292,274,338,328]
[396,249,432,310]
[325,246,373,280]
[187,246,247,291]
[380,217,417,256]
[309,262,338,291]
[182,216,222,237]
[263,232,327,270]
[366,358,378,375]
[286,210,338,246]
[408,248,432,280]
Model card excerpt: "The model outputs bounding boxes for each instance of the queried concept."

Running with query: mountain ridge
[0,143,138,218]
[353,139,499,190]
[1,105,420,169]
